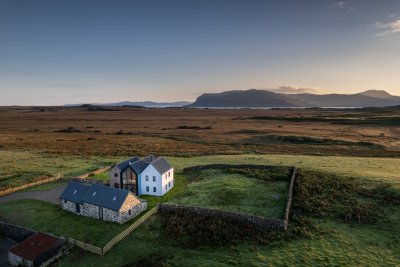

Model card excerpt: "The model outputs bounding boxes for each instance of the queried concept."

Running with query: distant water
[190,106,363,109]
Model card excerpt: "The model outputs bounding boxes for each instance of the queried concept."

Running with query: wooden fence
[0,165,112,197]
[75,166,112,179]
[102,206,158,254]
[67,206,158,255]
[68,238,103,255]
[0,175,63,196]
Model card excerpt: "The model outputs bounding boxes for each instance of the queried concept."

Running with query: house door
[76,203,80,213]
[99,207,103,220]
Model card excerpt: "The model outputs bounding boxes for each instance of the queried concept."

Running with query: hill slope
[189,89,400,108]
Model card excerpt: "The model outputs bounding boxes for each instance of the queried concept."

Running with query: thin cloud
[333,1,355,12]
[373,19,400,37]
[267,86,320,94]
[333,1,347,8]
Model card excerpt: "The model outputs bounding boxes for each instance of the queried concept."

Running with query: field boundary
[67,206,158,255]
[0,175,62,197]
[158,203,286,229]
[0,165,111,197]
[283,167,297,230]
[75,166,112,179]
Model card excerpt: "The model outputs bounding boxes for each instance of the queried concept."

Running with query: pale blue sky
[1,0,400,105]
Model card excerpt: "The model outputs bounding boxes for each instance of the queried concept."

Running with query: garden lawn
[170,169,288,218]
[0,199,127,247]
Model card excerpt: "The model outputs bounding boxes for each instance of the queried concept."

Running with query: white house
[109,155,174,197]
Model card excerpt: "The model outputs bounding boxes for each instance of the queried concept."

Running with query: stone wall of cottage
[8,252,34,267]
[81,203,101,219]
[60,199,80,213]
[60,195,147,224]
[116,201,148,223]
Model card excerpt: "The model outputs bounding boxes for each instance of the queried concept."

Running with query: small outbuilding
[8,233,64,267]
[60,182,147,224]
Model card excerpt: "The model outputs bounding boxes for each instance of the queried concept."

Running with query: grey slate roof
[151,157,172,174]
[141,154,158,163]
[116,156,140,171]
[60,182,139,211]
[59,182,90,203]
[129,160,150,174]
[81,184,132,211]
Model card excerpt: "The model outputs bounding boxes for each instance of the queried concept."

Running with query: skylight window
[93,192,96,196]
[73,190,77,194]
[113,196,117,201]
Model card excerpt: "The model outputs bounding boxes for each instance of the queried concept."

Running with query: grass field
[0,154,399,266]
[0,199,127,246]
[55,164,400,266]
[0,150,120,190]
[170,169,288,218]
[2,150,400,190]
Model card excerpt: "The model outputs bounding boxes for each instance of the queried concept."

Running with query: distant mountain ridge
[189,89,400,108]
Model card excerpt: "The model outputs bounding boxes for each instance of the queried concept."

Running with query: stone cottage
[109,154,174,197]
[59,182,147,224]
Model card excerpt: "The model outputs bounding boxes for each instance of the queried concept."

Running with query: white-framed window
[168,171,170,177]
[153,176,156,182]
[168,181,171,187]
[165,185,167,190]
[145,175,149,181]
[146,186,149,192]
[153,187,156,193]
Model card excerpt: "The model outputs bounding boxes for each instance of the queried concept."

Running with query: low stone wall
[183,163,290,173]
[71,178,106,185]
[158,203,285,230]
[283,167,297,230]
[0,221,36,242]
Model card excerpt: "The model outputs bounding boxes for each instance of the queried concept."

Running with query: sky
[1,0,400,105]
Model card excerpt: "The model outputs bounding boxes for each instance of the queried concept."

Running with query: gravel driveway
[0,183,67,205]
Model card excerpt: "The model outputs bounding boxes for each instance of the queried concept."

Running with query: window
[92,192,96,196]
[146,186,149,192]
[114,173,118,177]
[145,175,149,181]
[165,185,167,190]
[128,210,131,215]
[153,176,156,182]
[168,171,170,177]
[168,182,171,187]
[113,196,117,201]
[153,187,156,193]
[114,183,119,188]
[64,199,67,204]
